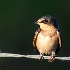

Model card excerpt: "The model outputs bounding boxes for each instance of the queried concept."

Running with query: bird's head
[35,15,59,30]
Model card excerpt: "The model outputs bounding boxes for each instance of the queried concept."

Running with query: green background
[0,0,70,70]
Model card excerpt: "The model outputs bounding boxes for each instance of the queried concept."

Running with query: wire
[0,53,70,61]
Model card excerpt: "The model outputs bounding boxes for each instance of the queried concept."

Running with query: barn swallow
[33,15,62,62]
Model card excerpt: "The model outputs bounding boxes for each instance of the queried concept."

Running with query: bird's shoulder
[33,28,41,54]
[33,28,41,47]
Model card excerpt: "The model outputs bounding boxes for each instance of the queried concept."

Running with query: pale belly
[36,33,58,54]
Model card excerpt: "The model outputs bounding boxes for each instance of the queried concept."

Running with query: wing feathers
[33,28,41,53]
[57,31,62,47]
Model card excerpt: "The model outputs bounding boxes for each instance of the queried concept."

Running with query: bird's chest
[36,30,58,54]
[37,33,52,44]
[36,31,58,46]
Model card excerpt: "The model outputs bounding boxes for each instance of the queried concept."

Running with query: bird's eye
[44,20,48,22]
[41,20,48,23]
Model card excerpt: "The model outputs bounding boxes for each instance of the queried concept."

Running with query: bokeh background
[0,0,70,70]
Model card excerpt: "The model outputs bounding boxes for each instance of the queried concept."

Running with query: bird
[33,15,62,62]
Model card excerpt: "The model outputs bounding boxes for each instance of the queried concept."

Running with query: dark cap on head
[42,15,59,29]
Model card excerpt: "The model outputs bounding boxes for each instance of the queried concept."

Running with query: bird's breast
[36,32,53,45]
[36,32,58,54]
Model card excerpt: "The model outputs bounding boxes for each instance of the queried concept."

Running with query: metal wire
[0,53,70,61]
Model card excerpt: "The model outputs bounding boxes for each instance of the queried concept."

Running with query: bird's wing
[55,31,62,54]
[57,31,62,47]
[33,28,41,53]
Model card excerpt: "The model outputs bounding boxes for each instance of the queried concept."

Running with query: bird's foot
[39,55,44,60]
[39,53,44,61]
[48,51,56,62]
[48,55,55,62]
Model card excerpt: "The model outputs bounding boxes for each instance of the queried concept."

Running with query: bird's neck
[40,25,55,31]
[40,26,57,36]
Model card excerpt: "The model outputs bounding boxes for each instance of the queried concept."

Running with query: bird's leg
[48,51,56,62]
[39,53,44,60]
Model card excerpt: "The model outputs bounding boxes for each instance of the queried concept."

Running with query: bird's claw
[39,53,44,61]
[48,56,55,62]
[39,56,44,60]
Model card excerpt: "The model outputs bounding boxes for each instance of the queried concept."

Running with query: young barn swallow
[33,15,62,62]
